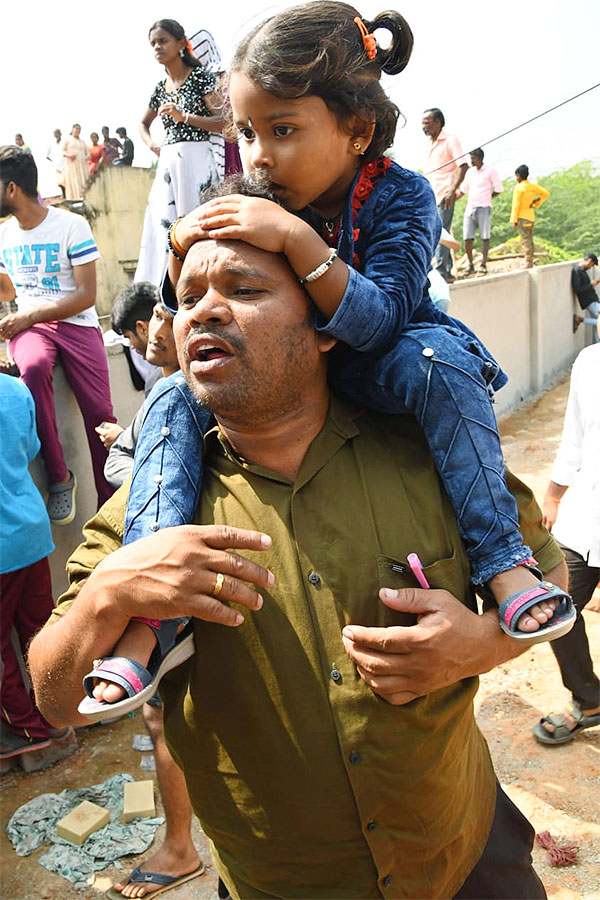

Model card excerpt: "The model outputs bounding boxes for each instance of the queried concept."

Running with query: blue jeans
[583,299,599,343]
[125,327,531,585]
[434,202,455,280]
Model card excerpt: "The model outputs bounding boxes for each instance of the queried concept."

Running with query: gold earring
[353,141,362,153]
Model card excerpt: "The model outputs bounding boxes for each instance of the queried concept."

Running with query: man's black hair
[112,281,159,334]
[0,145,38,198]
[116,127,127,136]
[584,252,598,266]
[424,107,445,127]
[470,147,484,160]
[515,164,529,179]
[162,173,282,313]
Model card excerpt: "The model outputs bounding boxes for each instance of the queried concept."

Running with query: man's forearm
[29,580,129,727]
[29,287,94,324]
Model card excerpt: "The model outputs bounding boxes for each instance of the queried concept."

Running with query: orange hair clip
[186,39,194,55]
[354,16,377,60]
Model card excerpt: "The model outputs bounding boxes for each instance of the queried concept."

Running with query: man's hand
[342,587,521,705]
[91,524,274,628]
[542,497,560,532]
[0,310,33,340]
[95,421,124,450]
[441,190,455,210]
[196,195,301,255]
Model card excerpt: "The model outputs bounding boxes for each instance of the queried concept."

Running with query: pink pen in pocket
[407,553,431,590]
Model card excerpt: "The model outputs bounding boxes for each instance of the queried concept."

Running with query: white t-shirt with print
[0,206,101,327]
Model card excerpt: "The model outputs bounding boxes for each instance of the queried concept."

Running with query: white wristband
[299,249,338,284]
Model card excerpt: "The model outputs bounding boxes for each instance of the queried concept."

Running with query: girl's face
[91,133,98,145]
[149,27,185,66]
[229,72,363,217]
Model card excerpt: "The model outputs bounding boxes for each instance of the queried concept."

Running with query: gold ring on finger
[213,572,225,597]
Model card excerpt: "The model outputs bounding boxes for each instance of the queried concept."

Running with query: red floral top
[322,156,393,268]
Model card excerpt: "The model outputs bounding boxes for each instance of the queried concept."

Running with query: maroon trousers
[0,558,54,741]
[9,321,116,505]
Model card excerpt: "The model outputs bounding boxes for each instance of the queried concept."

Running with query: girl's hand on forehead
[196,195,304,255]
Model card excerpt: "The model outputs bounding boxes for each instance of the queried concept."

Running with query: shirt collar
[204,393,363,489]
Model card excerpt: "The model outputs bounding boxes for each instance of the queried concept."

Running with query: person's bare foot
[487,566,558,633]
[111,841,202,897]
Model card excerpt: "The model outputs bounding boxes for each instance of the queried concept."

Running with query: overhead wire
[424,82,600,175]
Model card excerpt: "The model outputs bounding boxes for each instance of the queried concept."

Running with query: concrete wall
[30,344,142,600]
[82,166,154,324]
[448,261,592,417]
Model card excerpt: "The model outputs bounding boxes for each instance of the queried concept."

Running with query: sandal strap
[82,657,152,698]
[499,582,571,633]
[130,865,179,887]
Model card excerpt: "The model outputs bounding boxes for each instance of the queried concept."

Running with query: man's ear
[316,332,337,354]
[135,319,150,341]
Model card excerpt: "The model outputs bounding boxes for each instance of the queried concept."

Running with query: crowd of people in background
[17,124,137,201]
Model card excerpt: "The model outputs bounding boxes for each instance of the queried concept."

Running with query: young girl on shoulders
[78,1,572,721]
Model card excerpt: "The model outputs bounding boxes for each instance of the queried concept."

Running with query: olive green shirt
[52,396,562,899]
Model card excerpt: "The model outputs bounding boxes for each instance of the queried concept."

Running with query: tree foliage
[452,158,600,259]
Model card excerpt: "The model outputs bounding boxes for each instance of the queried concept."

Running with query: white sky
[3,0,599,196]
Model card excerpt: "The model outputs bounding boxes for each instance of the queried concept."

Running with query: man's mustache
[184,326,246,358]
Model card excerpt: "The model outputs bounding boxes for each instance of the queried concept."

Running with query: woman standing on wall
[135,18,223,286]
[62,125,90,200]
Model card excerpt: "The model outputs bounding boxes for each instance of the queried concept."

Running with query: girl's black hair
[149,19,200,68]
[230,1,413,161]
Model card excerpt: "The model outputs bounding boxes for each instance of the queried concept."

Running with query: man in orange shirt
[422,107,468,283]
[510,165,550,268]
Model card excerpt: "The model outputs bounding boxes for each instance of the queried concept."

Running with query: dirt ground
[1,375,598,900]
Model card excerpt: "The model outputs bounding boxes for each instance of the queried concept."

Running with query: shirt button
[161,426,171,436]
[308,571,321,586]
[349,751,360,765]
[154,474,163,483]
[366,820,377,831]
[149,521,159,532]
[382,875,392,887]
[330,668,342,683]
[422,347,434,358]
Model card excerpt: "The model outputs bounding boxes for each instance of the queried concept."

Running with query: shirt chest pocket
[375,548,473,628]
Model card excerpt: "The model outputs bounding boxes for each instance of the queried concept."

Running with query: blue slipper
[498,582,575,644]
[77,619,194,723]
[105,862,205,898]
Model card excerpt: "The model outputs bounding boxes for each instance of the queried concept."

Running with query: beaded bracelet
[167,217,186,262]
[298,249,338,284]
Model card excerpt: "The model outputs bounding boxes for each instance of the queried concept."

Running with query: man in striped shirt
[0,146,116,521]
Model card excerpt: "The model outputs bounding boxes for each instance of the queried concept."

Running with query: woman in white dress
[136,18,223,286]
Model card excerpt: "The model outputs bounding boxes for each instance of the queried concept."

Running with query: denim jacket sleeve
[315,164,441,352]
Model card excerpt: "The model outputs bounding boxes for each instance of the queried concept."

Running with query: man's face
[173,239,332,423]
[123,320,149,356]
[422,112,441,139]
[54,130,62,141]
[146,303,177,369]
[469,154,483,169]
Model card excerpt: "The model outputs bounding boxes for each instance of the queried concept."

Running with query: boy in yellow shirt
[511,164,550,268]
